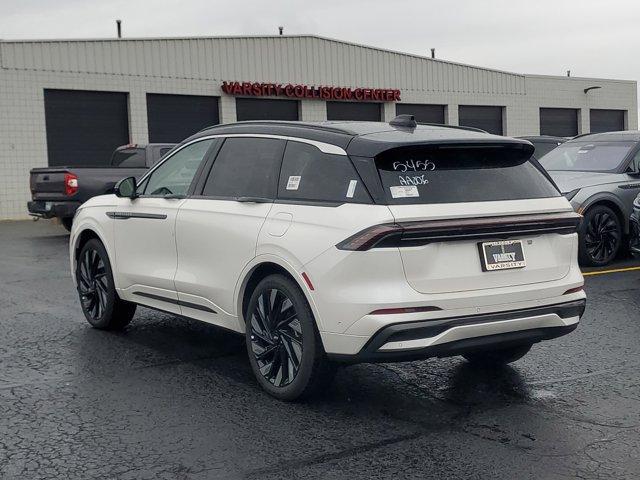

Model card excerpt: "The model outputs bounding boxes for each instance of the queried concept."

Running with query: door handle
[236,196,273,203]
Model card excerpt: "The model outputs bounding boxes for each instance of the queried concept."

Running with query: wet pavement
[1,219,639,479]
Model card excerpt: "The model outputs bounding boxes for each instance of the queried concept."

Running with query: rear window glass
[111,148,146,168]
[278,141,371,203]
[376,145,559,204]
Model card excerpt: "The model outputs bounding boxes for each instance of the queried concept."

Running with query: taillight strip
[336,211,582,251]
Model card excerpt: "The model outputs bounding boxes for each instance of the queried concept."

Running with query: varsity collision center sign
[221,81,402,102]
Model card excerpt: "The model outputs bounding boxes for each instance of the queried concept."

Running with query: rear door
[173,136,285,328]
[374,144,574,294]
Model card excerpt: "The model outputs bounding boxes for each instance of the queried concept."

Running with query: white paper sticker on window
[286,175,301,190]
[390,185,419,198]
[346,180,358,198]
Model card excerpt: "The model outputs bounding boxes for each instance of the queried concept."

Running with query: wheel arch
[70,224,115,287]
[580,195,628,234]
[235,256,321,332]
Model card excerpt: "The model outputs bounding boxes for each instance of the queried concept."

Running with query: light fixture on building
[584,86,602,94]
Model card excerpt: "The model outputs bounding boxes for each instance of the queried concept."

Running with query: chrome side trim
[137,133,347,185]
[106,211,167,220]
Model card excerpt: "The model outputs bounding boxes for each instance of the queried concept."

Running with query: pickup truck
[28,143,175,230]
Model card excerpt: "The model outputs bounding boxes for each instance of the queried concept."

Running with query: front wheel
[463,344,532,366]
[245,274,336,401]
[578,205,621,267]
[76,239,136,330]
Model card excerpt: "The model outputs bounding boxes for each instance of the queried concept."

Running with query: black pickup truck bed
[28,143,174,230]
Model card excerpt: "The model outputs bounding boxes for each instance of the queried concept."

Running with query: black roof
[191,120,534,157]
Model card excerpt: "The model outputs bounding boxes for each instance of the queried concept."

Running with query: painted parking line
[582,266,640,277]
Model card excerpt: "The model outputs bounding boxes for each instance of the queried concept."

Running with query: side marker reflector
[301,272,314,291]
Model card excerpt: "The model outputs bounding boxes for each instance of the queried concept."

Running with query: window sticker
[390,185,419,198]
[286,175,301,190]
[346,180,358,198]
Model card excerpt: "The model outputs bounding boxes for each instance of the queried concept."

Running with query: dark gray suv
[539,131,640,266]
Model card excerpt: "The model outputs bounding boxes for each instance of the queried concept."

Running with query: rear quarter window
[376,145,559,204]
[278,141,371,204]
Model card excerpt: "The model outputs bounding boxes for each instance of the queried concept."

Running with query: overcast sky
[1,0,638,83]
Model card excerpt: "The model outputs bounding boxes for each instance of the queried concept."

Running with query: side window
[278,141,371,203]
[202,137,285,198]
[142,139,214,196]
[111,148,146,168]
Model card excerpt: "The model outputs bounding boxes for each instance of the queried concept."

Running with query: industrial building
[0,34,637,219]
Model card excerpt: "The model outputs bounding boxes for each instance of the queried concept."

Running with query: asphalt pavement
[1,219,639,480]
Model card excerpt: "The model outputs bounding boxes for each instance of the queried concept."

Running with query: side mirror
[114,176,138,199]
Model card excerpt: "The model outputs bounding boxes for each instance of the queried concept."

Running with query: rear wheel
[578,205,621,267]
[245,274,336,401]
[61,217,73,232]
[463,344,532,366]
[76,239,136,330]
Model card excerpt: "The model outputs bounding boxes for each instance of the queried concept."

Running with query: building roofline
[1,34,634,84]
[0,33,527,78]
[524,73,637,85]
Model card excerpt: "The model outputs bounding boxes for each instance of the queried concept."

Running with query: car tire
[245,274,337,401]
[463,344,532,366]
[61,217,73,232]
[76,239,136,330]
[578,205,622,267]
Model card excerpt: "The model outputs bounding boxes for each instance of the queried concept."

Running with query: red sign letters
[221,81,401,102]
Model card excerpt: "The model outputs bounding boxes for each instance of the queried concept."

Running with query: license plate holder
[479,240,526,271]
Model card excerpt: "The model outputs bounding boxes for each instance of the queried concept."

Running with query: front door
[113,138,216,313]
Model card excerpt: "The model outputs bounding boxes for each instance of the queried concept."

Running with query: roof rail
[197,120,351,135]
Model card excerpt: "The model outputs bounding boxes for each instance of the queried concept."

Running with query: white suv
[70,116,586,401]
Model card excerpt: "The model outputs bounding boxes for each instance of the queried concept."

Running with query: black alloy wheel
[76,239,136,330]
[249,288,303,387]
[245,274,336,401]
[78,246,109,320]
[579,205,621,266]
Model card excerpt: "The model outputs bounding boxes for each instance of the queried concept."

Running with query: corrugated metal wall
[0,36,526,95]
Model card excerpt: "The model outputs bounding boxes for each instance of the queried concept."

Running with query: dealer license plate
[479,240,526,271]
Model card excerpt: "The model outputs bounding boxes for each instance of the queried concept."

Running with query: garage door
[236,98,299,121]
[44,89,129,167]
[326,102,382,121]
[539,108,579,137]
[396,104,445,124]
[590,109,625,133]
[147,94,219,143]
[458,106,503,135]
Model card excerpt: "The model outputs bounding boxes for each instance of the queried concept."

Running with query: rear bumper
[27,200,80,219]
[327,299,585,363]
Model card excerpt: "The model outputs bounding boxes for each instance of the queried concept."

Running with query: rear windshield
[539,141,635,172]
[375,145,559,204]
[111,148,146,168]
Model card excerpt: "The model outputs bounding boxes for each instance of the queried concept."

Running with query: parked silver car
[539,131,640,266]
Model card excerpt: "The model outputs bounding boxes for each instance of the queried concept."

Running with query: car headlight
[562,189,580,201]
[634,195,640,210]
